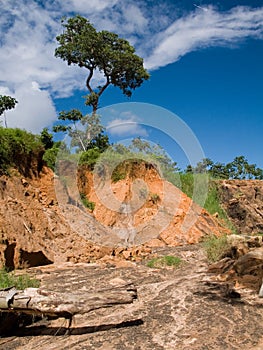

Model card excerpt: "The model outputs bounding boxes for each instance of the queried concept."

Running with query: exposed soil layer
[0,163,228,269]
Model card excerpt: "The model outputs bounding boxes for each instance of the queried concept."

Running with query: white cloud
[0,86,12,95]
[64,0,120,13]
[5,82,57,133]
[106,112,148,137]
[1,1,263,132]
[144,6,263,69]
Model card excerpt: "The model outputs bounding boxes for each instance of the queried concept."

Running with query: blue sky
[0,0,262,169]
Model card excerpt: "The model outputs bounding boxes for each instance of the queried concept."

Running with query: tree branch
[98,75,110,98]
[86,68,94,93]
[0,282,137,327]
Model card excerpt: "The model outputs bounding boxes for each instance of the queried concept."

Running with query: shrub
[147,255,182,268]
[0,127,43,174]
[204,182,237,233]
[43,141,70,171]
[177,174,236,232]
[42,146,59,171]
[202,234,230,263]
[111,169,126,182]
[80,193,95,211]
[149,192,160,204]
[0,267,40,290]
[79,148,101,169]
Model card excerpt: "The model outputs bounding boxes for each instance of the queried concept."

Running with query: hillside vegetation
[0,127,44,176]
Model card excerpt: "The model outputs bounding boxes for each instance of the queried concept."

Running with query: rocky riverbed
[1,244,263,350]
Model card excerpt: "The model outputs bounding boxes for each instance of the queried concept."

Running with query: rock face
[1,245,263,349]
[208,234,263,292]
[218,180,263,234]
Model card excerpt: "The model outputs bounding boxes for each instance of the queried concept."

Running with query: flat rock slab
[1,245,263,350]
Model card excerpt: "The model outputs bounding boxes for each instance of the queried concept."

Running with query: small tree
[40,128,54,150]
[53,109,106,152]
[194,158,214,173]
[55,15,150,115]
[0,95,18,128]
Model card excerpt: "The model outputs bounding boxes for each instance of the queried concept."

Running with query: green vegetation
[203,182,236,232]
[176,173,208,208]
[42,141,69,171]
[188,156,263,180]
[150,192,160,204]
[147,255,182,268]
[79,148,101,169]
[53,111,107,152]
[0,95,18,128]
[93,139,179,183]
[202,234,230,263]
[0,127,43,174]
[55,15,149,115]
[40,127,54,150]
[42,145,60,171]
[0,267,40,290]
[80,193,95,211]
[174,173,235,231]
[52,14,149,155]
[111,169,126,183]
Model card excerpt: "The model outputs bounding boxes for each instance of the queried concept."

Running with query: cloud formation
[144,6,263,69]
[106,111,148,137]
[5,82,57,133]
[0,1,263,132]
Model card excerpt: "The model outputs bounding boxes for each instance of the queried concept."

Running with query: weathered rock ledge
[1,244,263,350]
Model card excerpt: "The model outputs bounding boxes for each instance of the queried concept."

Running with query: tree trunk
[0,283,137,333]
[4,111,7,128]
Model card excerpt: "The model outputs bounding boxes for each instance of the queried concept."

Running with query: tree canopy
[53,109,108,152]
[187,156,263,180]
[0,95,18,128]
[55,15,150,114]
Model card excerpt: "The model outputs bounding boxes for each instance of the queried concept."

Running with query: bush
[42,141,69,171]
[0,267,40,290]
[204,182,237,232]
[176,174,235,232]
[0,127,43,174]
[202,234,230,263]
[42,146,59,171]
[149,192,160,204]
[79,148,101,169]
[147,255,182,268]
[80,193,95,211]
[111,169,126,182]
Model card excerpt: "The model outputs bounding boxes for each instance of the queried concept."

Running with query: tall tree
[0,95,18,128]
[55,15,150,115]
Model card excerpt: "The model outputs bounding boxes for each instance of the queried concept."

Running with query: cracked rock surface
[1,245,263,350]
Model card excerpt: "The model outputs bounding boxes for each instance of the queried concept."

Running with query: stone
[2,245,263,349]
[122,250,132,260]
[219,180,263,234]
[233,247,263,276]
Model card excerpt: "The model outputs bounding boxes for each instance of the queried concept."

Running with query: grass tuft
[202,234,230,263]
[0,267,40,290]
[80,193,95,211]
[147,255,182,269]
